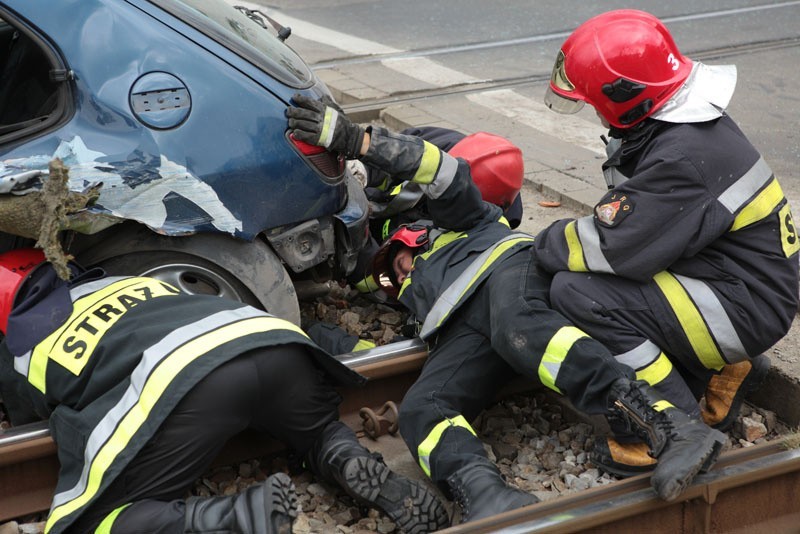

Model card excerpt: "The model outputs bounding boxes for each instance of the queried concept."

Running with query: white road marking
[225,0,600,152]
[467,90,606,156]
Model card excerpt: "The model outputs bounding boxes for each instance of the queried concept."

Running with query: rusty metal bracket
[359,401,399,440]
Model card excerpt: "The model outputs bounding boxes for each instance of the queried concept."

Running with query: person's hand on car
[286,94,366,159]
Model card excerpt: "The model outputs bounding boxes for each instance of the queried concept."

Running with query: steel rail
[2,341,799,532]
[0,341,430,522]
[438,439,800,533]
[333,37,800,117]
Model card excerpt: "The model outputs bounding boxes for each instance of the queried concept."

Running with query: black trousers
[68,344,342,534]
[398,252,633,487]
[550,271,718,417]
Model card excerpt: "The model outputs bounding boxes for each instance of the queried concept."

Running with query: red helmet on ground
[371,225,428,298]
[544,9,692,129]
[0,248,46,334]
[448,132,523,210]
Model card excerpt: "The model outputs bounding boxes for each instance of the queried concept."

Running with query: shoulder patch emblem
[595,192,633,227]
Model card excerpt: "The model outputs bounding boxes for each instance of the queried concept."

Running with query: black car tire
[73,223,300,325]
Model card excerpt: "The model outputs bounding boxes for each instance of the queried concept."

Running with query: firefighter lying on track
[286,93,728,524]
[0,249,449,534]
[345,126,525,300]
[536,9,800,477]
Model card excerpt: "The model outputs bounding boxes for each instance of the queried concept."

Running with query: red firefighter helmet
[371,225,428,298]
[0,248,46,334]
[448,132,523,210]
[544,9,692,128]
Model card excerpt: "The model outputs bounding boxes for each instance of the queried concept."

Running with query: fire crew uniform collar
[652,62,737,124]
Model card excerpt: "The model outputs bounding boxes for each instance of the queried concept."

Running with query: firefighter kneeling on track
[536,9,799,477]
[286,93,728,523]
[0,249,449,534]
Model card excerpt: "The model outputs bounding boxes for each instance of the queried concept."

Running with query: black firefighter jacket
[361,126,535,338]
[533,114,800,360]
[0,266,363,534]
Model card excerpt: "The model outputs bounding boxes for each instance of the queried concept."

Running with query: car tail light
[290,134,345,178]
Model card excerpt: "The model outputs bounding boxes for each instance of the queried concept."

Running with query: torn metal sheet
[0,137,243,236]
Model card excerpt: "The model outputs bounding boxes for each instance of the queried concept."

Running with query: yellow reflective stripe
[381,219,392,240]
[320,107,336,147]
[353,339,377,351]
[29,278,180,394]
[653,272,726,370]
[399,231,468,298]
[730,178,783,231]
[565,221,588,272]
[354,274,380,293]
[651,400,674,412]
[390,183,403,195]
[538,326,587,394]
[94,503,132,534]
[411,141,441,184]
[417,415,476,477]
[45,317,305,531]
[432,237,534,331]
[424,231,466,256]
[634,352,673,386]
[779,203,800,257]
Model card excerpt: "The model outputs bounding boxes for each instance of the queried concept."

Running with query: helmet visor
[545,50,585,115]
[544,85,585,115]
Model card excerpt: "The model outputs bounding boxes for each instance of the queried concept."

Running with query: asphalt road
[235,0,800,200]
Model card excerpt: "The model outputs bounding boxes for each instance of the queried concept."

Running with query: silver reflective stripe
[69,277,132,302]
[420,153,458,200]
[673,273,747,362]
[576,216,615,274]
[370,182,424,218]
[717,157,773,214]
[13,349,32,376]
[615,339,661,370]
[49,305,265,510]
[419,233,533,339]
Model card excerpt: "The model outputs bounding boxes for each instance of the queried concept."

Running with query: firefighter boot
[591,437,657,478]
[608,378,727,501]
[184,473,297,533]
[701,354,770,432]
[305,420,449,533]
[446,459,539,524]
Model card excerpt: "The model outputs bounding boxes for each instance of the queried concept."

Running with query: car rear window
[148,0,313,88]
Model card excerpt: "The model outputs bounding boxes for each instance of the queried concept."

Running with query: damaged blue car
[0,0,369,324]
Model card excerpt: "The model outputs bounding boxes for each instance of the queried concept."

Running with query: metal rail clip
[359,401,399,439]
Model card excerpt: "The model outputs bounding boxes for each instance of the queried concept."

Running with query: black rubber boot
[608,378,727,501]
[701,354,770,431]
[184,472,297,533]
[446,460,539,524]
[305,421,449,533]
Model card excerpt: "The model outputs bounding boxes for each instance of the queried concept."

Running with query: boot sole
[266,472,299,534]
[343,456,450,534]
[654,428,726,501]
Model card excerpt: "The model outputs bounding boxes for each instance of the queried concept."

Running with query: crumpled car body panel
[0,0,351,241]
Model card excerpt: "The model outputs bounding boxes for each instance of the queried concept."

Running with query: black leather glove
[286,94,366,159]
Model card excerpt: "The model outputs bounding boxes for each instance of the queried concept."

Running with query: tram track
[2,337,799,532]
[323,35,800,119]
